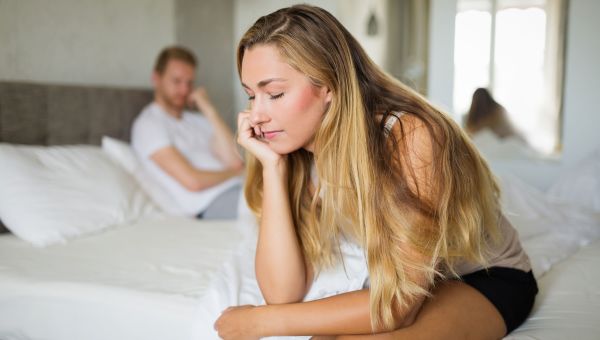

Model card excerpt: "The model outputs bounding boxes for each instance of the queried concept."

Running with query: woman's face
[240,44,332,154]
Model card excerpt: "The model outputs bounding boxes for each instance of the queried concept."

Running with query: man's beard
[159,92,186,113]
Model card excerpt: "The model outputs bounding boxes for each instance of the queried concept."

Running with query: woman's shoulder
[381,111,433,146]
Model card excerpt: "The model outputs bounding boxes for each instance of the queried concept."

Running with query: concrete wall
[175,0,235,125]
[0,0,175,88]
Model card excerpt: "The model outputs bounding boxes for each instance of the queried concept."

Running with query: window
[454,0,567,155]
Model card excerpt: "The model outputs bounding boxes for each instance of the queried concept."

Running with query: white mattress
[508,239,600,340]
[0,215,245,340]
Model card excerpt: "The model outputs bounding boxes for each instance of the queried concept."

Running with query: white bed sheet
[1,207,599,339]
[508,239,600,340]
[0,215,245,340]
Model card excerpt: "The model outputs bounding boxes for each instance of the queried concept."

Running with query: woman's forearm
[255,288,425,337]
[256,165,309,304]
[257,289,373,336]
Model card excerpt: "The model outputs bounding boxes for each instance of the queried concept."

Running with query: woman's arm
[234,109,311,304]
[215,288,425,338]
[253,114,436,335]
[256,162,313,304]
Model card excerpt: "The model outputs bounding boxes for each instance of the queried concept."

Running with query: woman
[465,88,523,141]
[215,5,537,339]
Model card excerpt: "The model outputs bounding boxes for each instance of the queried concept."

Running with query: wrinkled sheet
[2,173,600,340]
[0,215,244,340]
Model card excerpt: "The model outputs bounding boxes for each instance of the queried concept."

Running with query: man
[132,46,243,219]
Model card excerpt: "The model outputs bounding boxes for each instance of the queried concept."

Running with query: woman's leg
[334,280,506,340]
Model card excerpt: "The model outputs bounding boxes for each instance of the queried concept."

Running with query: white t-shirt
[131,102,241,216]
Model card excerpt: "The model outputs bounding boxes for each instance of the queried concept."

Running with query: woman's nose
[249,103,269,126]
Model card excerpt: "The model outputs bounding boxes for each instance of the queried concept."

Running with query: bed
[1,81,599,340]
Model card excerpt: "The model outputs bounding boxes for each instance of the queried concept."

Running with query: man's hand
[189,87,216,115]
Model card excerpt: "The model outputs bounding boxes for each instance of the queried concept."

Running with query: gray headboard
[0,81,153,232]
[0,81,153,145]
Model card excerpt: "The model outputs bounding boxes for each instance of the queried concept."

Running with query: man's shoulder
[135,102,168,124]
[132,103,170,137]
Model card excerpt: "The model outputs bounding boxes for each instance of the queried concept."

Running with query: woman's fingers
[237,111,254,141]
[253,125,262,140]
[236,110,282,166]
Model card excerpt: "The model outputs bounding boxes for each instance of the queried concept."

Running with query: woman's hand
[214,305,263,340]
[237,110,284,169]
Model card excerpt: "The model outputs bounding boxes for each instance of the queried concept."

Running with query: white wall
[0,0,175,88]
[427,0,600,189]
[560,0,600,164]
[427,0,456,115]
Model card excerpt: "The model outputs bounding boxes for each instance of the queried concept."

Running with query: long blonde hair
[237,5,501,331]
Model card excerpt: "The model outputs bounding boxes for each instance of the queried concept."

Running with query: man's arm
[189,87,244,169]
[151,146,241,191]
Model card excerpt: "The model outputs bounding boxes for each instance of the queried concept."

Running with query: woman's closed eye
[246,93,283,101]
[269,93,284,100]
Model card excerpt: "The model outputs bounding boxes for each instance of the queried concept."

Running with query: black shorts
[460,267,538,334]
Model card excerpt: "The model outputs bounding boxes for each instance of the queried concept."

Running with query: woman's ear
[322,86,333,104]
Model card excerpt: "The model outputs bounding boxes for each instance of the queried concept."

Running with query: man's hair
[154,46,197,74]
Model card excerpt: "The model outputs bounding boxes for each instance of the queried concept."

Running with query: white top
[131,102,241,216]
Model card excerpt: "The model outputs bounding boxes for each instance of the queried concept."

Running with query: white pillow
[547,146,600,212]
[0,143,157,247]
[101,136,186,216]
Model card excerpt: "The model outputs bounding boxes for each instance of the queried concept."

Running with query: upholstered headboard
[0,81,153,233]
[0,81,153,145]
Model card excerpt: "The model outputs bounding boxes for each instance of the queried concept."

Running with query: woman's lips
[262,130,283,140]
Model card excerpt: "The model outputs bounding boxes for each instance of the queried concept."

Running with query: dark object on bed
[0,81,153,234]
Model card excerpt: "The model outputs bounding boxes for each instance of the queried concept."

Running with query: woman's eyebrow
[241,78,287,90]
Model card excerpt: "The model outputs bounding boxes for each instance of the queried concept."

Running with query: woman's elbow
[262,291,305,305]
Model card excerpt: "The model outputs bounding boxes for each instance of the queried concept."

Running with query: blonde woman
[215,5,537,339]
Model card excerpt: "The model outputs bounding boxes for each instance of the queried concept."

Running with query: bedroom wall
[427,0,600,189]
[175,0,235,126]
[0,0,175,88]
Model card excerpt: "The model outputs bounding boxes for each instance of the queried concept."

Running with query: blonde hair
[237,5,501,331]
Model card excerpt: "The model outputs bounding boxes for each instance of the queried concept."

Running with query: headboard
[0,81,153,233]
[0,81,152,145]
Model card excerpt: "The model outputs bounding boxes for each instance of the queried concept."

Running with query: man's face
[153,59,195,112]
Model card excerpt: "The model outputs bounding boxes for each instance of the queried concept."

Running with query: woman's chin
[267,142,299,155]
